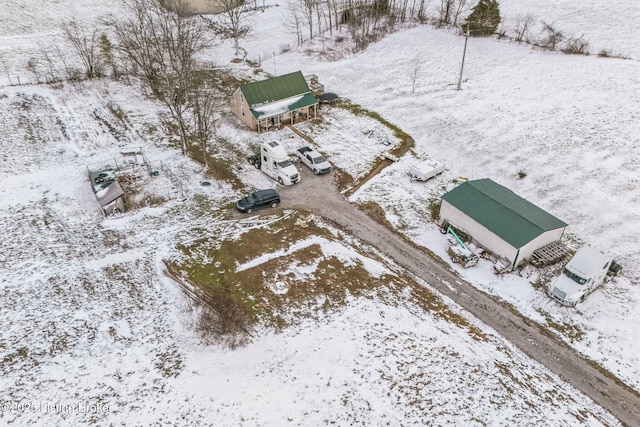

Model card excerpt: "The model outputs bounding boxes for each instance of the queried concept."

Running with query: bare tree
[538,21,564,50]
[416,0,428,23]
[438,0,455,25]
[325,0,336,35]
[328,0,341,32]
[209,0,254,57]
[112,0,211,155]
[190,82,224,168]
[40,46,61,82]
[26,58,41,84]
[315,0,326,42]
[562,35,590,55]
[300,0,316,40]
[452,0,469,26]
[284,1,305,46]
[1,53,14,85]
[513,13,535,43]
[61,19,103,79]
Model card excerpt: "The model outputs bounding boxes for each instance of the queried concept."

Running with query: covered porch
[252,93,320,133]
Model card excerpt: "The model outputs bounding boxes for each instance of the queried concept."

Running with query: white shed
[439,179,567,268]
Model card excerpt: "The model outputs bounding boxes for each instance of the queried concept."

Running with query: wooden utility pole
[457,24,470,91]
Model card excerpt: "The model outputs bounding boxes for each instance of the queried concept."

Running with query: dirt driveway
[280,165,640,426]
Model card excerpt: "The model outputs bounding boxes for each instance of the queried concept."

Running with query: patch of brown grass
[171,211,488,345]
[357,201,395,231]
[187,144,245,190]
[536,308,584,343]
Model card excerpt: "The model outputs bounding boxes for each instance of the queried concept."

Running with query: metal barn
[439,179,567,268]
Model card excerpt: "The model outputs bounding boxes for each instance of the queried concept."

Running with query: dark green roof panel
[441,179,567,248]
[241,71,311,106]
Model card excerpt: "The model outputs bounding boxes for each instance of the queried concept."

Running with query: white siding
[440,201,518,264]
[517,228,565,265]
[440,200,566,267]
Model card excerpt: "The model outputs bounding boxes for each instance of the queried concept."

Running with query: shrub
[598,49,611,58]
[562,36,590,55]
[597,49,629,59]
[538,22,564,50]
[429,199,441,221]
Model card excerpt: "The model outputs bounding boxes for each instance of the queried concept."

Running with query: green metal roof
[240,71,313,107]
[441,178,567,249]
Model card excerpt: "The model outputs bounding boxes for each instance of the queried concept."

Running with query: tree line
[12,0,601,162]
[24,0,229,163]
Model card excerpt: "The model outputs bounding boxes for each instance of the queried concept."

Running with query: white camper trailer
[409,158,445,182]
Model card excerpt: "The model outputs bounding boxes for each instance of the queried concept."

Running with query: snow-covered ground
[1,0,639,425]
[252,2,640,393]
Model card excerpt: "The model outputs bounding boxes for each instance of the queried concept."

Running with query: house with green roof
[230,71,320,132]
[439,178,568,268]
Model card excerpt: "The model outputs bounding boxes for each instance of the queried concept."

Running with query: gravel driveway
[280,165,640,426]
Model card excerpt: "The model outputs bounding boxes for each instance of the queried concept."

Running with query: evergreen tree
[464,0,501,36]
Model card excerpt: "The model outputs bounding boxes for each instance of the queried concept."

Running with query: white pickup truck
[296,146,332,175]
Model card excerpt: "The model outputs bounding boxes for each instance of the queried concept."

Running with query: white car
[296,146,332,175]
[547,247,618,307]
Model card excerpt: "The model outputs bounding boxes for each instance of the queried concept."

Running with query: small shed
[439,178,567,268]
[230,71,319,132]
[89,169,126,216]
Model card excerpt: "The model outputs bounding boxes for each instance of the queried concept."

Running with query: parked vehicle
[296,146,332,175]
[236,189,281,213]
[248,141,300,185]
[409,158,445,182]
[547,246,622,307]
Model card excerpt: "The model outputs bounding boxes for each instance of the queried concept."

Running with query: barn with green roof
[230,71,319,132]
[439,178,568,268]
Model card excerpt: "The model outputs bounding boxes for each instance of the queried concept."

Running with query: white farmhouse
[439,178,568,269]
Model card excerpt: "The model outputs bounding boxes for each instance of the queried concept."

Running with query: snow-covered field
[1,0,639,425]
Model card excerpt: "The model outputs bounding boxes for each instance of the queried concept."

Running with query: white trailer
[248,141,301,186]
[409,158,445,181]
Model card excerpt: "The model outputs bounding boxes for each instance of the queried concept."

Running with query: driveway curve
[280,166,640,427]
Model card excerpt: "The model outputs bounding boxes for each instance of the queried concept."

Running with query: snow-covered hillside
[1,0,639,425]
